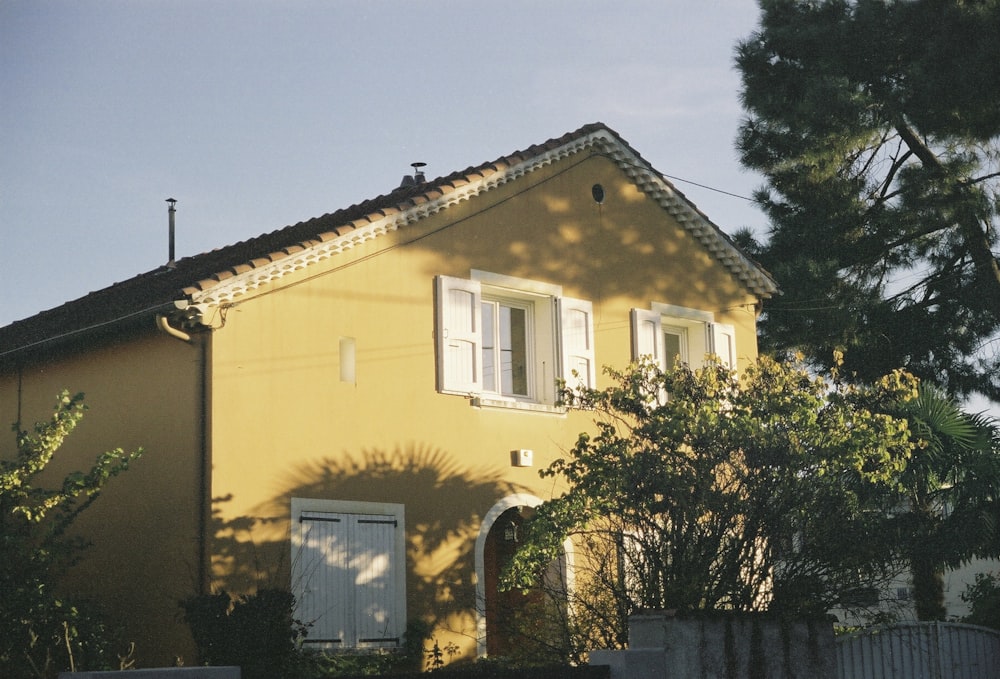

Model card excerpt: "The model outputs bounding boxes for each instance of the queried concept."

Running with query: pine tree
[736,0,1000,399]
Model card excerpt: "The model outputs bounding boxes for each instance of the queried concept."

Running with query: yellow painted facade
[1,332,205,659]
[1,130,771,667]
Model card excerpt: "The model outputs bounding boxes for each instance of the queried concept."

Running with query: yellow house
[0,123,777,667]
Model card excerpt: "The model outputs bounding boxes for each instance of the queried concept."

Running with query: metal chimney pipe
[166,198,177,267]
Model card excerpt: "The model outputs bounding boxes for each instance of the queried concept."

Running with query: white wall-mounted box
[510,449,533,467]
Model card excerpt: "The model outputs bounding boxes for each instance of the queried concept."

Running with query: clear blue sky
[1,1,767,328]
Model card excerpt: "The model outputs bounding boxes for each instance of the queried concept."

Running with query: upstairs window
[631,303,736,370]
[436,272,595,407]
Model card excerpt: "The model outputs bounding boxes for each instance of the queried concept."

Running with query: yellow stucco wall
[206,154,762,661]
[0,151,763,667]
[0,331,206,664]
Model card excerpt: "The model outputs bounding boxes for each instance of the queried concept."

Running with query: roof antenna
[166,198,177,268]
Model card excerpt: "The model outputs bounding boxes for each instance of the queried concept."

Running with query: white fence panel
[836,622,1000,679]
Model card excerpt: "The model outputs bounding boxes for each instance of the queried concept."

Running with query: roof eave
[0,123,778,356]
[0,299,183,365]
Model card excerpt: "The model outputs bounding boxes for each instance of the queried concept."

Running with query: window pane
[664,331,682,368]
[500,305,528,396]
[482,302,496,392]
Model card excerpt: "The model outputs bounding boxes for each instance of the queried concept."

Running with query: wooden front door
[483,507,531,657]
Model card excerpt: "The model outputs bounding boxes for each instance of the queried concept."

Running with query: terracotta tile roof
[0,122,776,361]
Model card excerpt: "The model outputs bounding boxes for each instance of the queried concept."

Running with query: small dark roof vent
[399,162,427,188]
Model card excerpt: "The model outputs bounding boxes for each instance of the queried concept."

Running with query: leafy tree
[504,357,916,646]
[1,391,142,677]
[735,0,1000,400]
[886,386,1000,620]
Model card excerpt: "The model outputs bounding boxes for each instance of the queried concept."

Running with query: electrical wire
[661,174,757,202]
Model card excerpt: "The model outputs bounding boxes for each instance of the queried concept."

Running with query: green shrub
[0,589,129,678]
[962,572,1000,630]
[182,590,432,677]
[1,391,141,677]
[182,589,305,679]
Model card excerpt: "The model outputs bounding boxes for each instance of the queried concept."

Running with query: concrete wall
[60,668,239,679]
[590,613,836,679]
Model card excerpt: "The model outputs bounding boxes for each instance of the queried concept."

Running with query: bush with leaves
[1,391,142,677]
[504,356,917,648]
[181,589,308,679]
[182,590,432,677]
[962,572,1000,631]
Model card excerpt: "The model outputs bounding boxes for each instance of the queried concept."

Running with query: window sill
[471,396,567,415]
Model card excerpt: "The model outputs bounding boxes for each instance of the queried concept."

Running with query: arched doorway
[475,493,573,656]
[477,501,570,659]
[483,506,532,656]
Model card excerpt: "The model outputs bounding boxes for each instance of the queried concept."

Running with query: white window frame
[631,303,736,370]
[291,498,406,651]
[436,272,595,407]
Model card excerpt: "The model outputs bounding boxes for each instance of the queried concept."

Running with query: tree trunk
[910,549,946,621]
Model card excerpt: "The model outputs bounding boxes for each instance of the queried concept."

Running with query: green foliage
[886,386,1000,619]
[425,637,460,670]
[505,357,916,643]
[293,651,399,677]
[961,572,1000,630]
[736,0,1000,400]
[484,580,588,666]
[181,590,430,677]
[426,660,608,678]
[181,589,306,679]
[1,391,142,677]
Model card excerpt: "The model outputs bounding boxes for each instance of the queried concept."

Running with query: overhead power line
[661,173,757,202]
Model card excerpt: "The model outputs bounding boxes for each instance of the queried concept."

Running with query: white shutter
[710,323,737,369]
[296,510,403,649]
[630,308,664,367]
[352,515,402,647]
[297,512,351,646]
[558,297,596,390]
[435,276,482,394]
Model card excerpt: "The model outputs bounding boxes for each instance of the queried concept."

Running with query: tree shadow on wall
[408,153,735,311]
[208,443,523,637]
